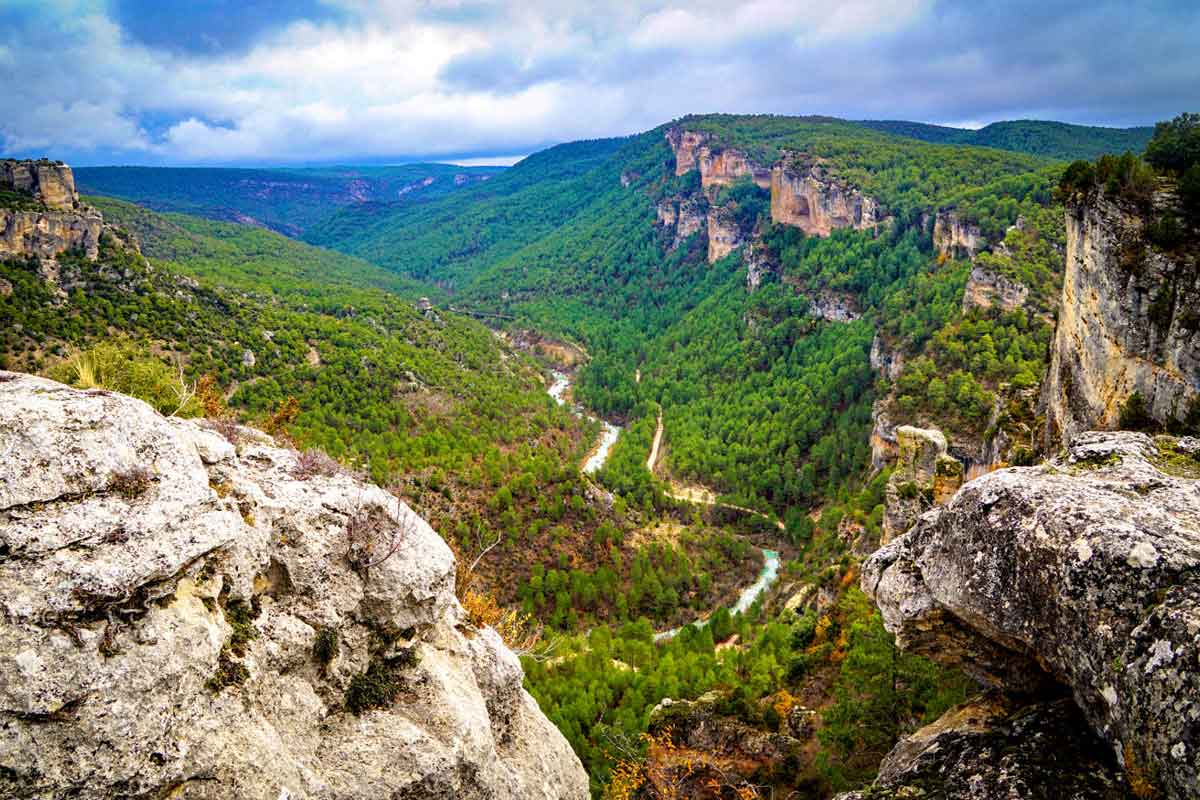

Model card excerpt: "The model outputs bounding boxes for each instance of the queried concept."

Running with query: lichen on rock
[864,430,1200,799]
[0,372,588,800]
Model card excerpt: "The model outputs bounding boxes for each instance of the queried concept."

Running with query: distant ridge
[856,118,1154,161]
[75,163,504,237]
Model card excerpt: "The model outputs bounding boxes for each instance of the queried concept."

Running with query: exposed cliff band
[1041,189,1200,444]
[663,127,887,267]
[1,159,103,262]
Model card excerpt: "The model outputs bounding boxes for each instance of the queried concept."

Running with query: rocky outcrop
[655,195,706,251]
[770,155,885,237]
[665,128,770,194]
[666,128,709,176]
[881,426,963,543]
[808,290,861,322]
[837,694,1132,800]
[865,431,1200,799]
[744,241,777,291]
[932,210,985,258]
[0,373,589,800]
[1,160,80,211]
[707,205,744,262]
[961,264,1030,313]
[1041,192,1200,445]
[696,148,771,193]
[648,691,806,795]
[1,159,104,262]
[0,207,103,262]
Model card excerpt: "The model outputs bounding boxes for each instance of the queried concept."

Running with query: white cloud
[0,0,1195,164]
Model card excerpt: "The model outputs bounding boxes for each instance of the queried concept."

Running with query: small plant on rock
[344,496,414,578]
[313,627,339,667]
[109,464,153,499]
[293,447,341,481]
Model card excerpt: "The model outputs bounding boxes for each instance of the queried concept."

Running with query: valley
[2,107,1198,800]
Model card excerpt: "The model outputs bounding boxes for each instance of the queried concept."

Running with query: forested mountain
[857,118,1154,161]
[5,109,1193,799]
[75,163,503,237]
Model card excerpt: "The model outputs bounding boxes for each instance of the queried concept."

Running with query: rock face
[1,159,104,262]
[961,264,1030,313]
[808,290,861,322]
[1041,193,1200,445]
[665,128,770,194]
[1,160,79,211]
[744,241,777,291]
[666,128,709,176]
[881,426,963,543]
[706,205,744,262]
[770,155,885,237]
[696,148,772,193]
[0,373,589,800]
[655,195,706,251]
[865,431,1200,799]
[837,694,1132,800]
[932,210,985,258]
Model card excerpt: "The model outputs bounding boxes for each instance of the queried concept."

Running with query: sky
[0,0,1197,166]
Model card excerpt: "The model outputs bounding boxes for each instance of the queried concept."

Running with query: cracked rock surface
[864,431,1200,799]
[0,372,588,800]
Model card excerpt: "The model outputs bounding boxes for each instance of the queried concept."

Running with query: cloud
[0,0,1197,165]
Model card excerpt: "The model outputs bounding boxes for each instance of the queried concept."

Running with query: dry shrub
[195,373,225,418]
[606,727,761,800]
[344,498,413,577]
[451,537,544,655]
[263,396,300,436]
[1124,743,1161,799]
[109,464,153,499]
[461,589,543,654]
[205,416,242,445]
[293,447,341,481]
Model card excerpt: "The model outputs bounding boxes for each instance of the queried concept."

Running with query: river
[547,370,782,642]
[549,370,621,475]
[653,548,780,642]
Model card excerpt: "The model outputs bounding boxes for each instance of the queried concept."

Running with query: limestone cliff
[0,373,589,800]
[665,128,886,241]
[706,204,744,262]
[655,194,706,252]
[837,694,1131,800]
[1041,190,1200,445]
[1,159,104,262]
[664,128,770,194]
[1,160,79,210]
[865,431,1200,799]
[960,264,1030,313]
[880,426,963,543]
[769,154,885,237]
[932,210,985,258]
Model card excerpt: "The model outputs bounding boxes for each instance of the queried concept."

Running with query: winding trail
[646,410,664,472]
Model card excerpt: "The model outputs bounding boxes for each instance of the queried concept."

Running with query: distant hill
[74,163,505,237]
[856,119,1153,161]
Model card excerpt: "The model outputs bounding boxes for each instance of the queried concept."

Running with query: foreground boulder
[864,431,1200,799]
[0,372,589,800]
[837,693,1131,800]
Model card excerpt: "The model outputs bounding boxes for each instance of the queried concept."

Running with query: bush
[49,341,201,417]
[1144,112,1200,175]
[1181,164,1200,223]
